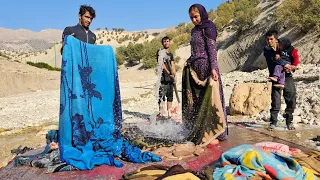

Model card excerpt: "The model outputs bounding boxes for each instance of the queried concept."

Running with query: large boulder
[229,82,272,116]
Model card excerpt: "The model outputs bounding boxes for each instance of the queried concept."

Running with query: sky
[1,0,226,32]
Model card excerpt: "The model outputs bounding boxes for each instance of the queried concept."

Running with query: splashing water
[131,49,188,141]
[153,49,165,110]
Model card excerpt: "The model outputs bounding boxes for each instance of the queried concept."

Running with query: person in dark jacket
[268,38,296,89]
[61,5,96,54]
[264,30,299,131]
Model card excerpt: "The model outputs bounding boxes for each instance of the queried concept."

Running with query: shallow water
[136,49,189,141]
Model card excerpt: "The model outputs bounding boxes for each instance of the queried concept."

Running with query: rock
[293,108,302,116]
[258,110,270,121]
[308,119,315,126]
[280,104,286,112]
[229,83,272,116]
[296,133,301,139]
[301,118,309,124]
[309,96,320,105]
[293,116,302,124]
[310,107,320,115]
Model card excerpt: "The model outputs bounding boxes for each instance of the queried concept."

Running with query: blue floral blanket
[58,36,161,170]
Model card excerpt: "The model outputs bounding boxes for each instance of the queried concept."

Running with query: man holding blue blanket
[61,5,96,54]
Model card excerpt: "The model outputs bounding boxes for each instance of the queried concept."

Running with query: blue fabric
[213,144,318,180]
[14,130,58,167]
[58,36,161,170]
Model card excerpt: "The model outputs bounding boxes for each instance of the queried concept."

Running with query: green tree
[185,22,194,33]
[208,9,217,21]
[165,30,179,40]
[152,32,160,36]
[142,38,162,68]
[215,2,235,30]
[173,34,191,46]
[233,0,261,31]
[115,50,125,66]
[276,0,320,32]
[118,43,144,65]
[177,22,185,28]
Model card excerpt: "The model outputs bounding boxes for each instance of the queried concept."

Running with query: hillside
[215,0,320,72]
[0,28,62,53]
[0,0,319,72]
[172,0,320,73]
[0,58,60,97]
[0,28,165,68]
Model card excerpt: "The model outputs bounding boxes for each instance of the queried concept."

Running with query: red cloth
[291,49,299,66]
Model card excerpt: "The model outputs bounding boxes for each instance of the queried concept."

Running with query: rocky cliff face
[215,0,320,73]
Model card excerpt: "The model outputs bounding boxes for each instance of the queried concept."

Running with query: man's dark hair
[79,5,96,18]
[265,30,278,39]
[161,36,170,44]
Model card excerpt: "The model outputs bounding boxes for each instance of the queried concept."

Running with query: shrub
[115,52,125,65]
[142,38,162,68]
[173,34,191,46]
[174,56,181,64]
[276,0,320,32]
[116,43,144,65]
[26,61,61,71]
[233,0,261,31]
[215,2,235,30]
[152,32,160,36]
[208,9,217,21]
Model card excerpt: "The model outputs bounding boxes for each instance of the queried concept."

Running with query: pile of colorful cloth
[212,144,318,179]
[123,143,319,180]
